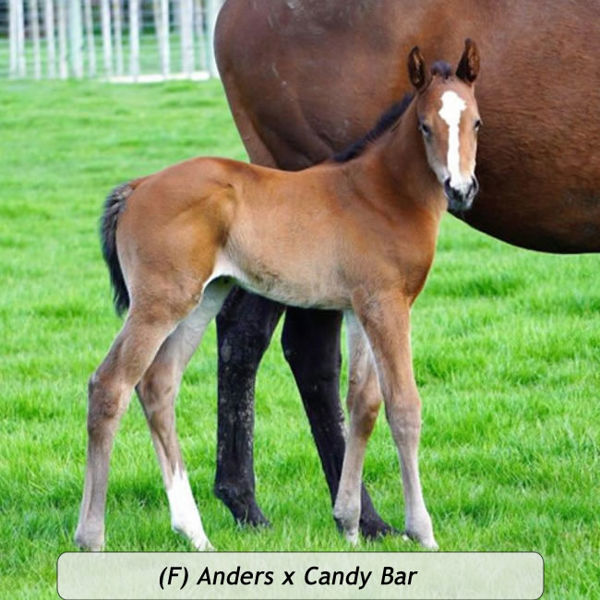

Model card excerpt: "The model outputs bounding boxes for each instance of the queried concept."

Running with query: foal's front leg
[333,312,382,543]
[354,291,437,549]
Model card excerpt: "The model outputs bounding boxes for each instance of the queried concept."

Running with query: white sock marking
[438,90,467,188]
[167,465,212,550]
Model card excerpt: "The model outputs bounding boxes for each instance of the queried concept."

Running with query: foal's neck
[356,100,446,218]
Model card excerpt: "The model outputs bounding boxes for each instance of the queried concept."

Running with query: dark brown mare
[74,43,481,550]
[212,0,600,538]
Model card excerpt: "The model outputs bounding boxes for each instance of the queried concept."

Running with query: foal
[75,40,481,551]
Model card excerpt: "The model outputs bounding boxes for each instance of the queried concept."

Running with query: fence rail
[1,0,223,80]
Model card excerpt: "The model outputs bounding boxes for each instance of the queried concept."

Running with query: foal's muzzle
[444,176,479,213]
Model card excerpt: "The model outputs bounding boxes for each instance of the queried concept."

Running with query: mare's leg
[212,107,287,526]
[333,312,382,543]
[281,307,393,539]
[213,104,390,536]
[136,281,231,550]
[353,290,437,549]
[74,304,184,551]
[215,288,284,526]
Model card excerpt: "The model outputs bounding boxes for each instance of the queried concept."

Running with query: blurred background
[1,0,223,81]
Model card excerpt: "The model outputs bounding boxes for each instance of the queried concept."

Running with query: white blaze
[438,90,467,188]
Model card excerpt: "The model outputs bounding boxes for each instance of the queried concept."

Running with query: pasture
[0,80,598,599]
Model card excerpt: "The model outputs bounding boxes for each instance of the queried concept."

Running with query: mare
[213,0,600,537]
[74,42,481,550]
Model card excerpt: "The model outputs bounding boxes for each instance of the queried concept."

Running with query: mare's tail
[100,183,133,316]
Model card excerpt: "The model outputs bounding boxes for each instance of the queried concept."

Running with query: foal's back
[119,155,436,310]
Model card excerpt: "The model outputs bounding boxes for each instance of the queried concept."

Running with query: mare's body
[212,0,600,535]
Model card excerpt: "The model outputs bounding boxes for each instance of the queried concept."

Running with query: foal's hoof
[74,527,104,552]
[402,530,439,550]
[343,528,359,546]
[172,524,215,552]
[193,538,215,552]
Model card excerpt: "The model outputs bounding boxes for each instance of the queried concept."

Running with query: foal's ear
[456,38,480,84]
[408,46,428,91]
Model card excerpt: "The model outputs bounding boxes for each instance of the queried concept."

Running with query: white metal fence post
[57,0,68,78]
[129,0,140,80]
[151,0,161,48]
[30,0,42,79]
[100,0,113,77]
[206,0,220,78]
[67,0,83,77]
[44,0,57,78]
[83,0,97,76]
[16,0,27,76]
[192,0,205,70]
[159,0,170,78]
[9,0,18,78]
[180,0,194,75]
[112,0,123,75]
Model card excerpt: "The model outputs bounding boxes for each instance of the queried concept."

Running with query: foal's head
[409,39,481,212]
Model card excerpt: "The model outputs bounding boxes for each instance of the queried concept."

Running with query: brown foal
[75,41,481,551]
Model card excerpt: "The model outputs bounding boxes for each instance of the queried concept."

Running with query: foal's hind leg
[333,312,382,543]
[75,307,182,551]
[136,281,231,550]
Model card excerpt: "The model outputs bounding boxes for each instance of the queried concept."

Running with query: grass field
[0,80,598,599]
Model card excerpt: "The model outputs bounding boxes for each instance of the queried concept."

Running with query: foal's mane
[332,60,454,163]
[333,93,414,163]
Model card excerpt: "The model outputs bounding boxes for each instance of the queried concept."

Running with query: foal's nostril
[444,176,478,212]
[470,175,480,198]
[444,179,462,202]
[444,178,456,199]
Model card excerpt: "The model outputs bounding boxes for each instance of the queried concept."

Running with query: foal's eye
[419,122,432,138]
[474,119,482,132]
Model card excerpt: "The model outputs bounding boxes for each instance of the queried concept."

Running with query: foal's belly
[241,273,351,310]
[235,260,353,311]
[211,247,353,310]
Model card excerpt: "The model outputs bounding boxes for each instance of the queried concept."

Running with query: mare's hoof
[235,504,271,528]
[359,517,399,540]
[215,484,271,528]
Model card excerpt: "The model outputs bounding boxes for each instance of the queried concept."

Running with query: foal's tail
[100,182,133,316]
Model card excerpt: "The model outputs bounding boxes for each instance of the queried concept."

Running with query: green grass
[0,80,598,599]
